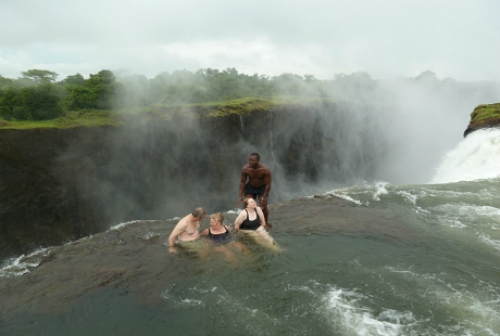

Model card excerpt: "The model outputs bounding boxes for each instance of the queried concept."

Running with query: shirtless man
[236,153,272,222]
[168,207,207,253]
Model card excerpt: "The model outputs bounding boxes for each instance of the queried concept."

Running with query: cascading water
[432,128,500,183]
[267,109,277,170]
[239,115,244,133]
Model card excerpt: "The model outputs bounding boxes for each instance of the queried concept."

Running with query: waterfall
[431,128,500,183]
[267,110,277,170]
[239,115,244,133]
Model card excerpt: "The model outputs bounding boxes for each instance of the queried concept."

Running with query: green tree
[86,70,117,109]
[21,69,59,83]
[0,105,10,119]
[60,73,86,86]
[0,75,14,89]
[65,86,97,110]
[19,83,64,120]
[64,70,118,110]
[0,87,22,119]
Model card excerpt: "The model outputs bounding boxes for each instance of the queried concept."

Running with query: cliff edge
[464,103,500,137]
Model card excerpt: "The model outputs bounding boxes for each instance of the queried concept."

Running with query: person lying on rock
[168,207,207,254]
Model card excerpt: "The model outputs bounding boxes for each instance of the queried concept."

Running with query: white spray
[431,128,500,183]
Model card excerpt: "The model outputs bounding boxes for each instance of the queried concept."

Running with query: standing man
[168,207,207,253]
[236,153,272,222]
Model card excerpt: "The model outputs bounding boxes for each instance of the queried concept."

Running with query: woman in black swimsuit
[201,212,230,243]
[234,197,267,231]
[234,197,281,252]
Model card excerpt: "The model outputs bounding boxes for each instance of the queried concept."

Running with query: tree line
[0,69,120,121]
[3,67,485,122]
[0,67,381,121]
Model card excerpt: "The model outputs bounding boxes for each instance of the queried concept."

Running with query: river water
[1,129,500,335]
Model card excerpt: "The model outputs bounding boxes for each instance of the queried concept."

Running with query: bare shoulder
[259,163,271,173]
[235,210,246,220]
[175,217,188,228]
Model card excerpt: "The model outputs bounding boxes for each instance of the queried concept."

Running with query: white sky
[1,0,499,81]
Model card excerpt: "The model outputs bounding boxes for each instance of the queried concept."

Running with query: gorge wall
[0,103,385,260]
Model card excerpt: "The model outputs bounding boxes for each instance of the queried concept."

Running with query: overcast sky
[1,0,499,81]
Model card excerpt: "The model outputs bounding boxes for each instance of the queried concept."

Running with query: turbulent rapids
[1,129,500,335]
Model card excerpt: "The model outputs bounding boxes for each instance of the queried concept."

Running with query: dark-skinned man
[236,153,272,222]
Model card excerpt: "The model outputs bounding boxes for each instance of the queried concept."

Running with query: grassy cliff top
[0,97,333,130]
[470,103,500,124]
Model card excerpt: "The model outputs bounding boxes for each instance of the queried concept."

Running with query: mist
[55,69,498,224]
[113,69,500,185]
[2,68,499,259]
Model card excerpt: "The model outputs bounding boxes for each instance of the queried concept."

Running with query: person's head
[243,197,257,209]
[209,212,224,228]
[191,207,207,221]
[248,153,260,168]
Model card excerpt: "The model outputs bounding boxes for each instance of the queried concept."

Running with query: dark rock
[0,195,419,316]
[0,103,385,260]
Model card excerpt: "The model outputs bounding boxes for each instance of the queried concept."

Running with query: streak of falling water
[239,115,244,133]
[267,110,277,170]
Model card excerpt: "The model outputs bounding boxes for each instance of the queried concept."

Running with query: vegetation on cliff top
[1,68,498,130]
[0,97,335,129]
[470,103,500,124]
[0,67,358,129]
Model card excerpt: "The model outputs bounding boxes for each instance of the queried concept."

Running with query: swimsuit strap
[209,226,228,235]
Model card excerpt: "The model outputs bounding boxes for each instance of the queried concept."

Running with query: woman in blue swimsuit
[201,212,230,243]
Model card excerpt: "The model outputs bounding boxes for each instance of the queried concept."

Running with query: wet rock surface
[0,103,384,260]
[0,195,419,317]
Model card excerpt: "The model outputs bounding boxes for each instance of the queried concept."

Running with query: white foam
[397,191,418,205]
[110,220,142,231]
[479,234,500,251]
[323,288,416,336]
[330,192,363,205]
[143,232,159,240]
[431,204,500,226]
[432,128,500,183]
[0,247,50,278]
[110,219,162,231]
[372,181,389,201]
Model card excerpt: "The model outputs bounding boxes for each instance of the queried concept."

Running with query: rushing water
[1,129,500,335]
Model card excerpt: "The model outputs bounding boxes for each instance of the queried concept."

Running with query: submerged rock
[0,195,420,317]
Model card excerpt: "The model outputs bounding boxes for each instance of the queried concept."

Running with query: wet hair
[210,212,224,224]
[249,152,260,161]
[243,197,255,208]
[191,207,207,219]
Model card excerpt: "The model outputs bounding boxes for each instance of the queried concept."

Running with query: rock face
[0,194,418,316]
[463,103,500,137]
[0,103,384,259]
